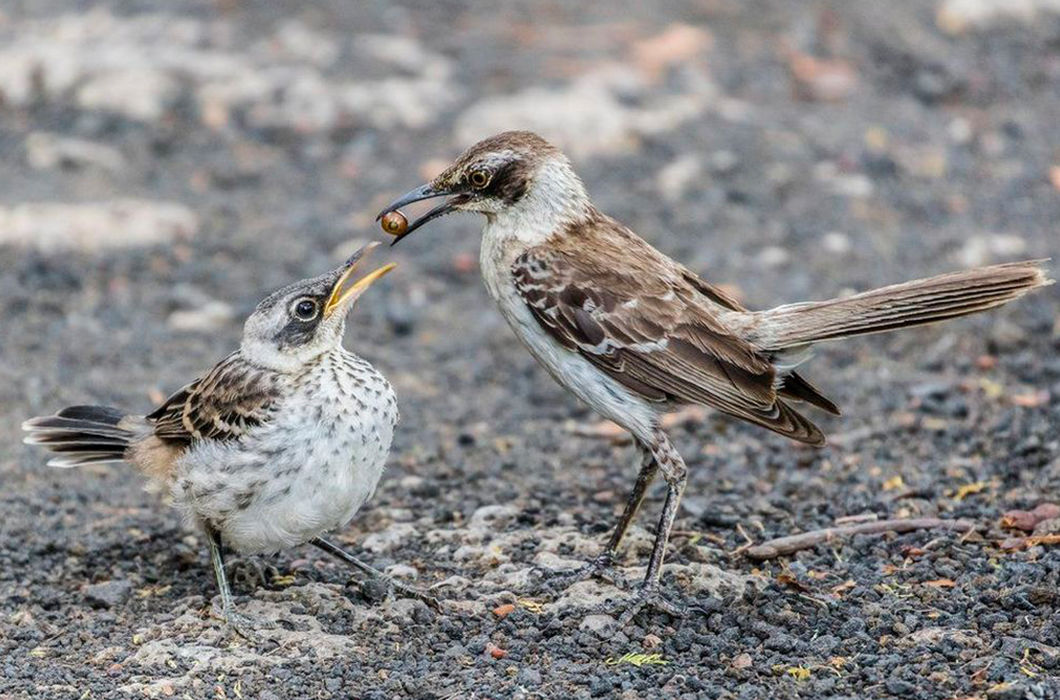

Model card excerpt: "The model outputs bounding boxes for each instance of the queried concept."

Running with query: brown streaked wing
[512,236,825,445]
[147,352,280,444]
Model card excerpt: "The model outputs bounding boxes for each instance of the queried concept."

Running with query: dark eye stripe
[487,161,528,203]
[275,296,325,347]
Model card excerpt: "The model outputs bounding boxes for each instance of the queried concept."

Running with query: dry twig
[744,518,976,560]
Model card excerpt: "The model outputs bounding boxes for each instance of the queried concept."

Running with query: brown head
[377,131,588,244]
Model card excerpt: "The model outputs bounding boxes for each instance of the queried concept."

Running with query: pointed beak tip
[325,259,397,316]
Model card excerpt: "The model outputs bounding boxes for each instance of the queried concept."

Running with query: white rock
[668,562,757,597]
[455,65,716,159]
[828,173,874,198]
[257,20,340,67]
[656,154,704,203]
[580,614,618,635]
[118,583,376,695]
[452,543,508,566]
[532,551,584,573]
[485,565,536,590]
[468,504,519,531]
[77,67,179,121]
[360,522,416,553]
[756,246,790,269]
[947,117,974,145]
[821,231,852,255]
[937,0,1060,35]
[0,11,458,131]
[384,563,419,581]
[0,200,197,253]
[957,233,1028,267]
[545,580,628,612]
[398,475,425,490]
[167,301,236,333]
[25,132,126,173]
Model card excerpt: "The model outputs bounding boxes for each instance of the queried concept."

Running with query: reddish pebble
[976,355,998,370]
[487,643,508,660]
[451,251,477,274]
[492,603,515,618]
[1034,503,1060,520]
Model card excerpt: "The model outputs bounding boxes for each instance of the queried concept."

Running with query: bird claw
[611,584,687,627]
[225,557,280,590]
[540,553,630,592]
[389,579,443,612]
[358,575,442,612]
[211,604,274,643]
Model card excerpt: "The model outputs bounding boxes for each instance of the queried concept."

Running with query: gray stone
[83,580,133,608]
[579,614,617,636]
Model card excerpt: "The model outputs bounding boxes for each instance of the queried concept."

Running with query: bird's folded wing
[147,352,280,443]
[512,245,824,445]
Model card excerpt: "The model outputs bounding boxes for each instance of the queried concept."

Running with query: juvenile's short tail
[22,405,134,467]
[752,260,1052,351]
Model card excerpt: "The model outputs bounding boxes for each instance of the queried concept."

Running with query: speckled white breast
[174,350,398,554]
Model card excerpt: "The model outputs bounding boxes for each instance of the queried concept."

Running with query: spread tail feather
[753,260,1052,350]
[22,405,134,467]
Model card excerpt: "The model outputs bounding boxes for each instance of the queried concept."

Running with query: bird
[22,242,434,635]
[378,130,1052,621]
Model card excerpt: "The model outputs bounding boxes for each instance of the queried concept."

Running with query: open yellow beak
[324,259,396,317]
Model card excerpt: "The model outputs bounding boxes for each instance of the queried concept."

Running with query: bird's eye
[293,299,318,321]
[469,170,490,189]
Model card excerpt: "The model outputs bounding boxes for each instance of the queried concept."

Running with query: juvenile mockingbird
[23,243,433,634]
[379,130,1051,622]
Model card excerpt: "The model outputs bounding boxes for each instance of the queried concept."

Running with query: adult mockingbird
[379,130,1051,622]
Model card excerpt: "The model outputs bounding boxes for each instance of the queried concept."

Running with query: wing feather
[147,352,280,444]
[512,231,827,445]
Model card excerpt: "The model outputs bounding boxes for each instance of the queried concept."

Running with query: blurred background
[0,0,1058,697]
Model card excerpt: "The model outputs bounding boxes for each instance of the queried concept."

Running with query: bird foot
[211,604,275,643]
[540,553,630,592]
[358,575,442,612]
[610,584,687,627]
[225,557,280,590]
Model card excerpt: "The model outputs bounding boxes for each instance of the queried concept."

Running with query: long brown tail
[752,260,1052,351]
[22,405,134,467]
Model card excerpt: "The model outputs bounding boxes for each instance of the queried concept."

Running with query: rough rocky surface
[1,1,1058,698]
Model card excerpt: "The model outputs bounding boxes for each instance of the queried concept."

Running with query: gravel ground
[1,1,1059,698]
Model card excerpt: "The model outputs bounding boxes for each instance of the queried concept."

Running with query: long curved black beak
[376,183,469,246]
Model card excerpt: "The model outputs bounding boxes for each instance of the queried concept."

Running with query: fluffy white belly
[173,353,398,554]
[480,228,658,443]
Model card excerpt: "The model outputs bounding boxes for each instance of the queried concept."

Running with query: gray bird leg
[540,444,657,590]
[641,429,687,586]
[207,526,264,638]
[617,427,688,624]
[600,442,659,562]
[310,536,440,610]
[207,526,237,618]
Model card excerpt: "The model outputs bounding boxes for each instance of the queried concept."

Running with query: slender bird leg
[616,428,688,625]
[310,537,441,611]
[206,527,266,639]
[543,444,657,591]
